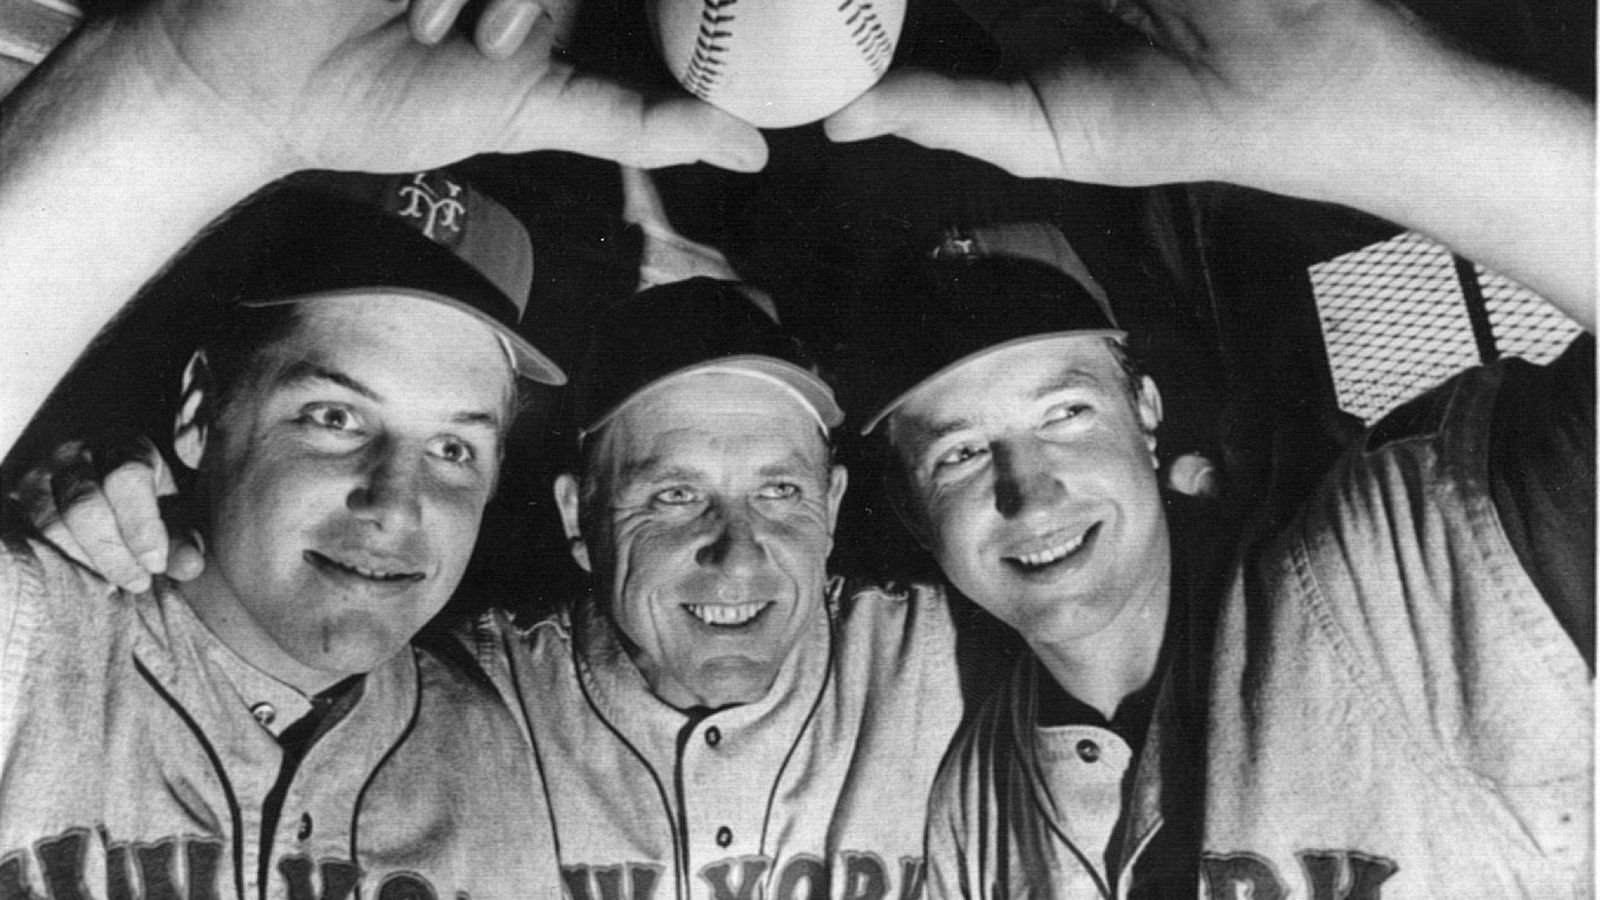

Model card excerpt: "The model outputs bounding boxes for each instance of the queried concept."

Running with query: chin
[690,662,781,709]
[289,629,406,679]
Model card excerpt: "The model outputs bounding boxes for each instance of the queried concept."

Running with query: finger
[823,70,1063,179]
[410,0,473,44]
[476,0,543,60]
[516,69,769,172]
[57,483,153,593]
[12,467,94,568]
[101,462,173,575]
[166,532,207,583]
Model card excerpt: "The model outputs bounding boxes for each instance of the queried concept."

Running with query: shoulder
[833,574,951,616]
[0,535,129,631]
[929,665,1023,817]
[831,574,957,645]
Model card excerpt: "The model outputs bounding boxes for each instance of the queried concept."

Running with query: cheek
[426,483,492,557]
[209,454,332,549]
[922,487,987,560]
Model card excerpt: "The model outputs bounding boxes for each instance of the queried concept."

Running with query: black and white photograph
[0,0,1592,896]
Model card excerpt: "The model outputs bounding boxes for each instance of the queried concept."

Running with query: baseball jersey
[924,497,1225,900]
[1201,355,1593,898]
[0,536,563,900]
[469,576,963,900]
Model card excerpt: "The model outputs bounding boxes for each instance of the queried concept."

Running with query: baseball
[649,0,906,129]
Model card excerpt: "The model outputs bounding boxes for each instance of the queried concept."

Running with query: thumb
[824,70,1064,180]
[516,71,770,172]
[166,530,207,583]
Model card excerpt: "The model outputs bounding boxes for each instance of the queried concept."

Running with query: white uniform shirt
[0,537,563,900]
[1202,361,1592,899]
[473,576,963,900]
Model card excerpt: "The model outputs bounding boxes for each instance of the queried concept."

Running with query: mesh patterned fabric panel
[1309,231,1580,424]
[1478,266,1583,366]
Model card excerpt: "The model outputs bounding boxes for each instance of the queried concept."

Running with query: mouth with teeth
[1002,524,1098,574]
[683,602,772,628]
[306,550,425,584]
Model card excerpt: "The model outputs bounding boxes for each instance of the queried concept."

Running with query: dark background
[2,0,1593,621]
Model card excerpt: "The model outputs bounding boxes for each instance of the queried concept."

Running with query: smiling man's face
[562,373,846,710]
[185,294,513,692]
[889,336,1168,643]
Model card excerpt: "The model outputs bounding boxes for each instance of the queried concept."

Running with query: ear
[172,350,213,470]
[553,472,591,573]
[825,464,849,534]
[1136,375,1164,467]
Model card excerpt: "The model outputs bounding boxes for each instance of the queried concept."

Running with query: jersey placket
[678,716,776,895]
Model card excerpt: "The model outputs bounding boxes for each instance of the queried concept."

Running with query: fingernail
[487,1,540,56]
[127,574,152,594]
[139,548,167,573]
[421,2,455,43]
[708,136,767,172]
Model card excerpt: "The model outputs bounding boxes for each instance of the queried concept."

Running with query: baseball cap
[859,224,1124,435]
[156,169,564,384]
[572,277,843,440]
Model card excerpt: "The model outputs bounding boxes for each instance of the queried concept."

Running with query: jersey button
[705,726,721,747]
[715,826,733,848]
[1076,739,1100,763]
[250,702,276,727]
[297,813,313,841]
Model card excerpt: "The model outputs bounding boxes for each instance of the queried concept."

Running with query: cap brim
[861,329,1124,436]
[583,354,842,437]
[242,288,565,385]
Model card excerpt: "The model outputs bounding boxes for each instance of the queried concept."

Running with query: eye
[932,443,987,472]
[297,403,363,433]
[429,436,476,465]
[1042,403,1092,427]
[755,482,800,500]
[653,486,701,506]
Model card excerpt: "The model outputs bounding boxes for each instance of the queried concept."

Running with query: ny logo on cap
[932,226,978,262]
[397,173,466,242]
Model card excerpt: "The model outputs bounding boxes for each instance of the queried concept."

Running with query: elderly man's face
[889,336,1168,645]
[559,374,846,710]
[185,295,513,692]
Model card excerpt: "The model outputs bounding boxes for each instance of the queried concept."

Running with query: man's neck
[183,564,343,695]
[1026,555,1173,721]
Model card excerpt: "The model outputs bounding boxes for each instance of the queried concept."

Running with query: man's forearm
[1226,18,1595,329]
[0,18,289,452]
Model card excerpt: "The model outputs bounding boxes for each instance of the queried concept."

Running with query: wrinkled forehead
[886,334,1124,451]
[248,293,518,416]
[588,372,832,477]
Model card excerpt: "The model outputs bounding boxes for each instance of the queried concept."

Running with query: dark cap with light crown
[154,169,565,384]
[858,223,1124,436]
[571,277,843,440]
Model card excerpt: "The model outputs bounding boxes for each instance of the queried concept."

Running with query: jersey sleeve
[1485,334,1594,667]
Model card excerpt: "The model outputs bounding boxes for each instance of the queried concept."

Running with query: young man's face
[890,336,1168,643]
[563,374,846,710]
[188,295,513,691]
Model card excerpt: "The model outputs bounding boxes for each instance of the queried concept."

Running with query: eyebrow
[757,451,819,479]
[897,367,1108,453]
[619,459,705,487]
[1030,368,1103,400]
[276,361,380,402]
[274,361,502,431]
[618,450,821,487]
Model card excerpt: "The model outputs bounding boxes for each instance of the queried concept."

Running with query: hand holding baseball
[824,0,1435,188]
[90,0,768,175]
[827,0,1593,327]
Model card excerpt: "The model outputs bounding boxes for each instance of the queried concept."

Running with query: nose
[346,439,423,530]
[694,504,768,573]
[992,439,1066,519]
